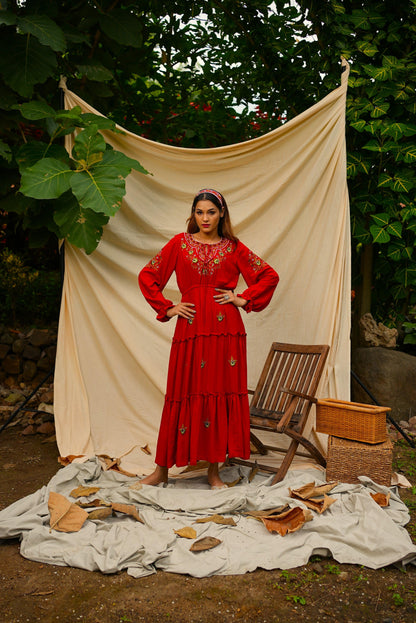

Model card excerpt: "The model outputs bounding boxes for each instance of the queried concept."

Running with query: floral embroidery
[188,317,194,325]
[204,420,210,428]
[248,251,266,272]
[201,360,206,368]
[179,425,187,435]
[229,357,237,366]
[217,313,225,322]
[181,233,236,276]
[146,250,162,272]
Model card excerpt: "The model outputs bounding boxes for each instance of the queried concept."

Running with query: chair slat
[242,342,330,484]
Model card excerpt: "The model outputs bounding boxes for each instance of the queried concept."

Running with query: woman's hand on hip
[213,289,247,308]
[167,302,196,319]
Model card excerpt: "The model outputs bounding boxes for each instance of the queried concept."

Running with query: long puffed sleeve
[138,236,179,322]
[235,242,279,313]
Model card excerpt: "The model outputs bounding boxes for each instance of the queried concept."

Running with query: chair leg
[250,431,268,455]
[271,439,300,485]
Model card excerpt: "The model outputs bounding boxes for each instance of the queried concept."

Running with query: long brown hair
[186,190,238,242]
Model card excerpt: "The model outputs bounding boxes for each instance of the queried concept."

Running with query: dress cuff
[156,302,174,322]
[237,293,253,313]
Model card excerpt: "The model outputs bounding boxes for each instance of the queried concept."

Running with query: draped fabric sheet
[54,61,351,474]
[1,462,415,577]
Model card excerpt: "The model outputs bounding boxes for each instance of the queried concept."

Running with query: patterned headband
[196,188,224,206]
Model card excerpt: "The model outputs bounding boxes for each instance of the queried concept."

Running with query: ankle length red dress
[139,233,279,468]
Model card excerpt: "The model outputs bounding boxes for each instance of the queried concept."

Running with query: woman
[138,189,279,488]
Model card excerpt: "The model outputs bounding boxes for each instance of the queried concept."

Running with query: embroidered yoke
[138,233,279,467]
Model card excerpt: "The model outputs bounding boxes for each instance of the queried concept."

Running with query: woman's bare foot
[139,465,168,486]
[207,462,226,489]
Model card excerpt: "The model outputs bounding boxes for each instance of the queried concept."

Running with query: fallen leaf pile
[244,481,338,537]
[48,488,144,532]
[260,506,313,536]
[289,481,337,514]
[47,480,339,541]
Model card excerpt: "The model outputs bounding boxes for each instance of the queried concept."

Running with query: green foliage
[0,249,61,324]
[0,2,151,255]
[286,594,306,605]
[7,102,148,253]
[325,563,340,575]
[300,1,416,325]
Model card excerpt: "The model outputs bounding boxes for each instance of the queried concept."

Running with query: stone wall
[0,326,57,385]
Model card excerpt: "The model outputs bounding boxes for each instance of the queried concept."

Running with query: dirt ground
[1,420,416,623]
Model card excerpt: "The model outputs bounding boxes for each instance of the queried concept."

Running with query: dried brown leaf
[260,507,313,536]
[290,492,336,514]
[225,476,242,488]
[140,444,152,455]
[194,514,236,526]
[58,455,84,466]
[75,498,111,508]
[174,526,197,539]
[70,485,101,498]
[290,481,338,500]
[190,536,222,552]
[88,507,113,520]
[97,455,118,470]
[48,491,88,533]
[370,492,390,507]
[111,502,144,523]
[245,505,289,518]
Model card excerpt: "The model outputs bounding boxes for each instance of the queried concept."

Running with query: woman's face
[194,200,224,235]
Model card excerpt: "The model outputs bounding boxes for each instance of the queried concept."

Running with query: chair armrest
[280,387,317,403]
[248,389,255,395]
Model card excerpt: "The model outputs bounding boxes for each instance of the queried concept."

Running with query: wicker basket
[316,398,390,444]
[326,435,393,486]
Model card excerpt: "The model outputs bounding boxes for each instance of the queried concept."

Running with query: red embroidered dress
[139,233,279,468]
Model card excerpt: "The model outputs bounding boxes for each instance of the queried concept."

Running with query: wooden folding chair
[231,342,330,484]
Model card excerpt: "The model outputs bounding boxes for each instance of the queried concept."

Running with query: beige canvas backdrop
[54,61,351,475]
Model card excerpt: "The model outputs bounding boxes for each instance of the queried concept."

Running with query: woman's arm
[234,241,279,313]
[138,236,179,322]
